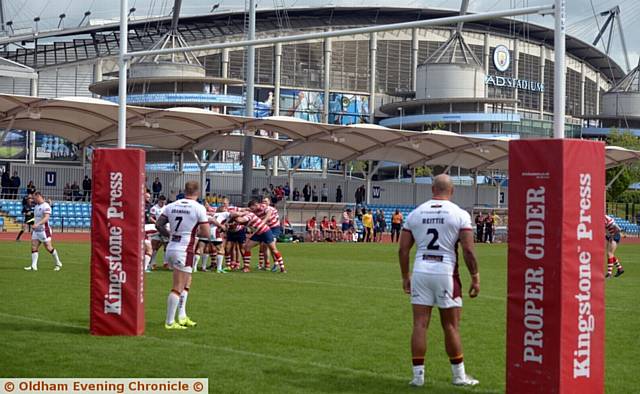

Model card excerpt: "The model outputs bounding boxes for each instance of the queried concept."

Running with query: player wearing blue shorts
[605,215,624,278]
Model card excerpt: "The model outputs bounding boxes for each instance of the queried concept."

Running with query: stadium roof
[0,7,625,82]
[0,94,638,171]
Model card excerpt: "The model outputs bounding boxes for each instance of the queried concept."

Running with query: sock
[216,254,224,271]
[16,230,23,240]
[614,257,623,270]
[166,290,180,325]
[144,254,151,270]
[178,288,189,320]
[225,254,231,268]
[258,251,265,267]
[31,251,39,269]
[201,255,209,270]
[150,250,158,266]
[50,249,61,266]
[412,356,425,376]
[274,251,285,270]
[450,356,465,379]
[243,251,251,268]
[607,257,615,275]
[193,255,201,271]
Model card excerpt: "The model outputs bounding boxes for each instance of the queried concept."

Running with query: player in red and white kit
[155,181,210,330]
[248,197,282,271]
[24,192,62,271]
[399,175,480,387]
[235,205,286,273]
[605,214,624,278]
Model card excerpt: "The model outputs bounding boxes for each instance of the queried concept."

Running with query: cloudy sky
[4,0,639,70]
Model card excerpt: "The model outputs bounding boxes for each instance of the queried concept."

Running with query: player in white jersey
[207,209,230,273]
[399,175,480,388]
[24,192,62,271]
[155,181,210,330]
[149,195,169,270]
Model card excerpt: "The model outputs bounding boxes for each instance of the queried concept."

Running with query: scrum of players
[143,188,287,276]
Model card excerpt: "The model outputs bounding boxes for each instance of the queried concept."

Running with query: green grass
[0,241,638,393]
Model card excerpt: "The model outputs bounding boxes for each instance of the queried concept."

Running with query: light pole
[397,107,404,129]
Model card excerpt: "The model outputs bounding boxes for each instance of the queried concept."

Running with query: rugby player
[16,193,34,241]
[236,206,286,273]
[156,181,210,329]
[24,192,62,271]
[605,214,624,278]
[207,206,230,274]
[248,197,282,271]
[149,195,168,270]
[143,192,155,272]
[398,174,480,387]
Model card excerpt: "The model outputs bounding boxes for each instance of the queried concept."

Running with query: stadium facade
[0,7,629,166]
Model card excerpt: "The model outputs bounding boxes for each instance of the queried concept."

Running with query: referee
[16,194,35,241]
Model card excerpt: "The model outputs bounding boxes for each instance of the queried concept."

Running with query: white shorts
[165,250,194,274]
[411,272,462,309]
[150,234,169,243]
[32,230,51,243]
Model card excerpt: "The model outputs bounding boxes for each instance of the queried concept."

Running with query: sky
[2,0,639,72]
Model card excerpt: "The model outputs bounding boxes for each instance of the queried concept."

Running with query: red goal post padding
[90,149,145,336]
[507,139,605,393]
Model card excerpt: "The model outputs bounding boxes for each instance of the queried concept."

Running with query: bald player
[155,181,210,329]
[399,174,480,387]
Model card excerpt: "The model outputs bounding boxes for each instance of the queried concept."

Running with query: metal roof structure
[607,59,640,93]
[0,7,625,82]
[423,30,482,65]
[0,93,637,171]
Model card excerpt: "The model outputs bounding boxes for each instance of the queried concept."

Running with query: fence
[8,163,507,209]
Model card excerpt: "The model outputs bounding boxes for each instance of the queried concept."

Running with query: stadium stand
[0,199,91,231]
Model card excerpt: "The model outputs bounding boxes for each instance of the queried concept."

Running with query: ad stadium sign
[485,75,545,93]
[486,44,545,93]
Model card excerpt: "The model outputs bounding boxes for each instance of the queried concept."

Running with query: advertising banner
[90,149,146,336]
[507,139,605,393]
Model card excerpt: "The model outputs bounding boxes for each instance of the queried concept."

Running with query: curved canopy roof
[0,94,638,171]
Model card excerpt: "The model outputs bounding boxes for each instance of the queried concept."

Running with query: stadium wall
[10,164,505,209]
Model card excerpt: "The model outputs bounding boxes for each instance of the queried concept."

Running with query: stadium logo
[493,45,510,72]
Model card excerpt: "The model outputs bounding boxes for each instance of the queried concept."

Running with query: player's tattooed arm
[155,214,170,238]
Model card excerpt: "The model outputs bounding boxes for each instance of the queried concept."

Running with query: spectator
[312,185,319,202]
[303,183,311,202]
[484,211,495,243]
[26,180,36,196]
[475,212,485,243]
[306,216,320,242]
[355,185,365,205]
[152,177,162,200]
[375,209,386,242]
[336,185,343,202]
[63,183,72,201]
[71,181,82,201]
[283,217,294,235]
[292,187,301,201]
[1,170,10,199]
[82,176,92,201]
[205,193,215,205]
[362,209,374,242]
[320,216,331,240]
[391,209,403,242]
[283,184,290,199]
[321,183,328,202]
[341,208,353,241]
[176,190,185,200]
[10,171,20,199]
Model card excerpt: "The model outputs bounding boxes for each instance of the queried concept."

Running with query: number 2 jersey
[403,199,473,275]
[161,198,208,253]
